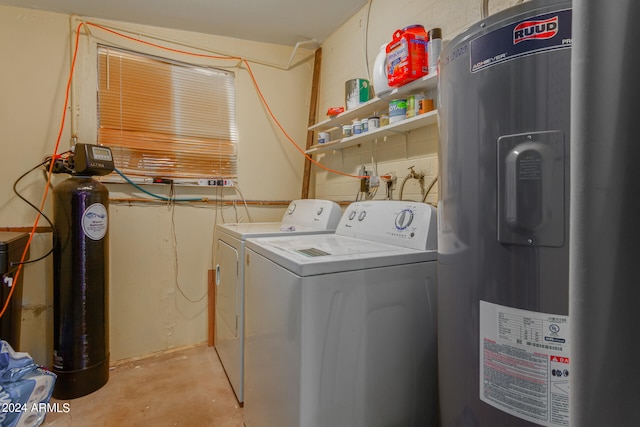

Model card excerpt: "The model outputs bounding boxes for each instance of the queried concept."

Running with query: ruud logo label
[513,16,559,44]
[470,9,571,73]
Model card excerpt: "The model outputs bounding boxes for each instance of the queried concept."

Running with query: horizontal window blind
[97,46,237,179]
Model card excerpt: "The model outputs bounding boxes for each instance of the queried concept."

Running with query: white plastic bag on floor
[0,340,56,427]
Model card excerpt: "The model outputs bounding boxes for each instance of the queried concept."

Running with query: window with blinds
[97,46,238,180]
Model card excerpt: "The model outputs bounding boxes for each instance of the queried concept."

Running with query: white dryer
[213,199,342,404]
[243,200,438,427]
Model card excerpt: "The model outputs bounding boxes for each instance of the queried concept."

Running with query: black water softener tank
[52,143,114,399]
[437,0,572,426]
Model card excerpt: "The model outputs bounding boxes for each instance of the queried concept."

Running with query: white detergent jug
[373,44,392,97]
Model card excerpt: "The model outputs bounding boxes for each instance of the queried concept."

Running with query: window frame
[72,27,242,186]
[95,45,238,181]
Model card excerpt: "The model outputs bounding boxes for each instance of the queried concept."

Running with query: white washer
[244,200,438,427]
[214,199,342,404]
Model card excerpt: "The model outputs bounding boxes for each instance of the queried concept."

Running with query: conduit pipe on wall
[69,15,79,139]
[481,0,525,19]
[285,39,320,69]
[481,0,489,18]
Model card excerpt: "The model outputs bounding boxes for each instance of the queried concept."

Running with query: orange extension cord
[0,21,367,319]
[85,22,369,179]
[0,23,82,319]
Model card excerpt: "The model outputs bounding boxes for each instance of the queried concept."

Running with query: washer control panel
[337,201,437,250]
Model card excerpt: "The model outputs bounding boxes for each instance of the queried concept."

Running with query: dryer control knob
[358,211,367,221]
[316,207,324,216]
[288,203,297,215]
[348,210,357,220]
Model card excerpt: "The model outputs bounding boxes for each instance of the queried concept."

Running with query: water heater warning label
[82,203,108,241]
[479,301,570,426]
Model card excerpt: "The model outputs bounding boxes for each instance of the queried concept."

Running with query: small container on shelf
[407,94,427,118]
[317,132,331,144]
[389,99,407,124]
[352,119,363,135]
[368,116,380,130]
[419,98,435,114]
[380,113,390,127]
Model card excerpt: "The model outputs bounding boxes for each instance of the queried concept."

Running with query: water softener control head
[73,143,115,176]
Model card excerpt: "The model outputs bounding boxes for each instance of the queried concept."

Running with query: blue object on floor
[0,340,56,427]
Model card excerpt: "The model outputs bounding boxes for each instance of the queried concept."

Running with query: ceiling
[0,0,368,46]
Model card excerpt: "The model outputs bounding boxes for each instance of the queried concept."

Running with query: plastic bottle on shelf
[404,25,429,76]
[373,44,392,97]
[427,28,442,74]
[386,25,428,87]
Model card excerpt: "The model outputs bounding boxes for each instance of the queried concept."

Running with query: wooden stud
[301,47,322,199]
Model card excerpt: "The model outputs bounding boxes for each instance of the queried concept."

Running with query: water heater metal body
[437,1,572,425]
[52,176,109,399]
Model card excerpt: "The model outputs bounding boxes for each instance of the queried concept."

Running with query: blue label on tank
[470,8,572,73]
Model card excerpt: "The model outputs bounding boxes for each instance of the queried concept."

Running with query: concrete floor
[42,343,244,426]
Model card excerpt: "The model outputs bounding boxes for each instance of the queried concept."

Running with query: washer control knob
[395,209,414,230]
[288,203,297,215]
[348,210,357,220]
[358,211,367,221]
[316,207,324,216]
